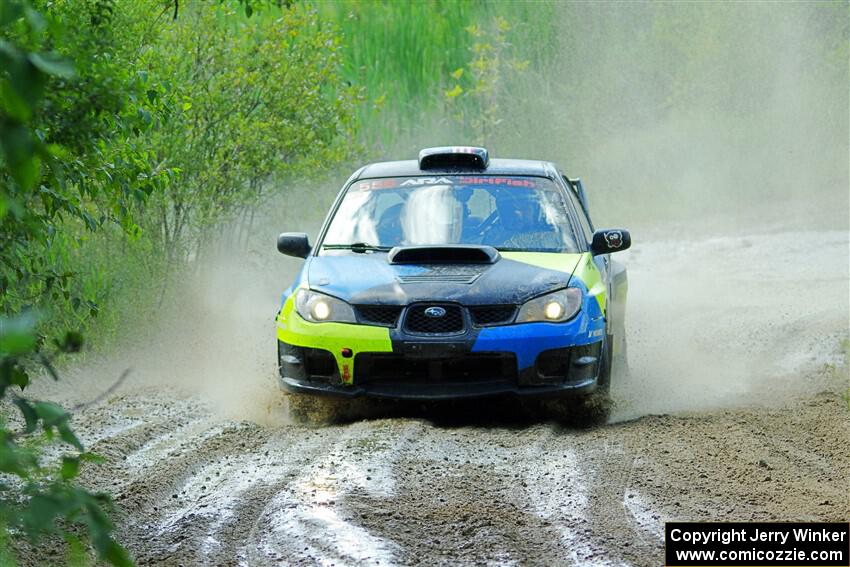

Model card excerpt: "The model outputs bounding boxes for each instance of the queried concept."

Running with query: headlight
[295,289,356,323]
[516,288,582,323]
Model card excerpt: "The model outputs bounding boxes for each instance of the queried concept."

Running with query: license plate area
[401,342,465,358]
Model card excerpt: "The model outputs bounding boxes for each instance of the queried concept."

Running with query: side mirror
[591,229,631,255]
[277,232,311,258]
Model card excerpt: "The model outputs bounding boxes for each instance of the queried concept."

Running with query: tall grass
[315,0,559,158]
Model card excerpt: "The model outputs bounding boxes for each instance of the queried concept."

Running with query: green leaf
[0,80,33,121]
[0,3,24,27]
[22,494,62,537]
[80,452,105,465]
[10,366,30,389]
[0,315,37,355]
[0,123,42,189]
[13,398,38,432]
[61,456,80,480]
[4,54,47,109]
[57,422,83,451]
[29,53,76,79]
[102,540,133,567]
[33,401,67,425]
[58,331,83,353]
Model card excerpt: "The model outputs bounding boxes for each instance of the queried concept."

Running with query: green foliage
[0,1,362,560]
[0,0,176,337]
[139,1,359,258]
[319,0,557,156]
[0,316,131,566]
[0,0,163,563]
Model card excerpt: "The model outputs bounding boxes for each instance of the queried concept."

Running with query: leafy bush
[138,1,360,263]
[1,0,360,563]
[0,1,141,562]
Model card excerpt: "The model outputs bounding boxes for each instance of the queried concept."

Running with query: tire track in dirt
[339,423,576,566]
[240,420,422,566]
[515,425,667,566]
[52,374,848,566]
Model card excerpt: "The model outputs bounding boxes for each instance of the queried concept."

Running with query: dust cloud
[611,230,849,421]
[495,2,850,418]
[496,2,849,232]
[39,251,286,426]
[44,3,848,423]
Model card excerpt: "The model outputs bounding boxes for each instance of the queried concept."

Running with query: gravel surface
[27,230,849,566]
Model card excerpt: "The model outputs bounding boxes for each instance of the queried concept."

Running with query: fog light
[312,300,330,320]
[544,301,564,320]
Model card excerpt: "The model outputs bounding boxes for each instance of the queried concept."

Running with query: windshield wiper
[495,247,563,253]
[322,242,392,253]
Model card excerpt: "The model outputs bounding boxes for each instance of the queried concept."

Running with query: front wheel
[286,393,350,425]
[528,335,615,426]
[286,392,385,425]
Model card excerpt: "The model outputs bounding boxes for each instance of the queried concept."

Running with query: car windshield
[321,176,579,253]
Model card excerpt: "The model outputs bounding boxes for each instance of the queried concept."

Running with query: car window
[561,176,593,245]
[322,176,580,253]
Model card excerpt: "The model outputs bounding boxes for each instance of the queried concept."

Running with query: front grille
[355,353,517,384]
[404,304,465,335]
[356,305,402,327]
[469,305,516,326]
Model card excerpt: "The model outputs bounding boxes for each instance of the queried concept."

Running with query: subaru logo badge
[424,306,446,318]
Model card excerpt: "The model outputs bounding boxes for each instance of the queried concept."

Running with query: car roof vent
[418,146,489,170]
[388,245,500,265]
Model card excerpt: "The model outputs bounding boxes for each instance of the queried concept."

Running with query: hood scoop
[388,245,500,265]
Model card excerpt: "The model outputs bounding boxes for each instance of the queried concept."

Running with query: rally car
[275,147,630,421]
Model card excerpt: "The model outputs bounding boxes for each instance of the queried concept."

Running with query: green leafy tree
[0,0,170,563]
[0,0,174,328]
[139,2,359,265]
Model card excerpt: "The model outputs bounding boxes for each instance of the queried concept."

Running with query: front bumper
[277,338,604,401]
[279,375,598,400]
[276,294,606,401]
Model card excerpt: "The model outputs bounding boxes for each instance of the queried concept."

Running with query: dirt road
[33,229,849,566]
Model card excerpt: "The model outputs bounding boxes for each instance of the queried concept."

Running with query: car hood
[306,251,583,306]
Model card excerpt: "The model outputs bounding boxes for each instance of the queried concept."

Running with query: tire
[286,393,349,425]
[286,392,384,425]
[529,335,614,426]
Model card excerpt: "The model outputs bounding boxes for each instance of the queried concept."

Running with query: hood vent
[397,273,479,284]
[388,245,500,265]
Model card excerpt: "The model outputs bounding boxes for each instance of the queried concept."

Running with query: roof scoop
[418,146,489,170]
[388,245,500,265]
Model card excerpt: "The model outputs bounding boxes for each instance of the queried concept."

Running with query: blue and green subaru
[275,147,630,417]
